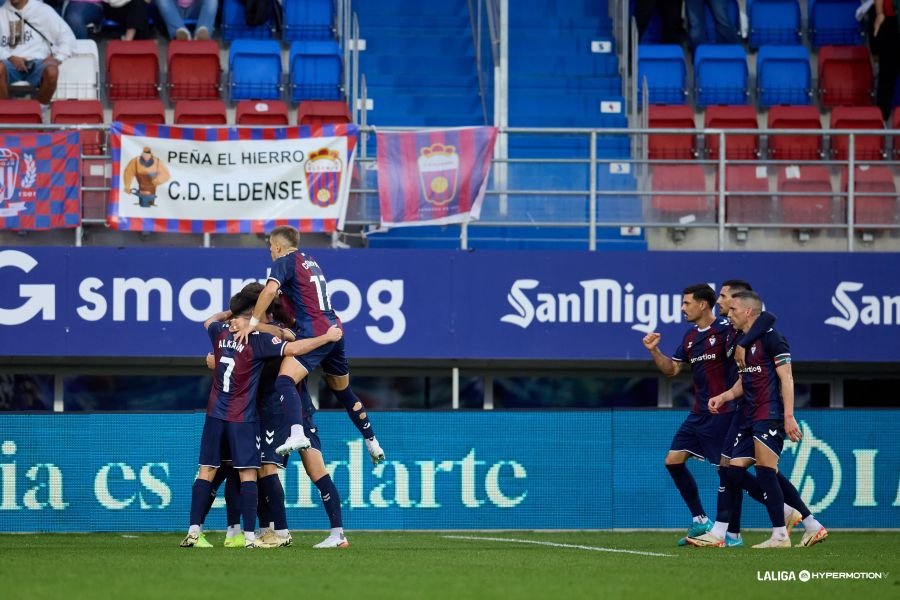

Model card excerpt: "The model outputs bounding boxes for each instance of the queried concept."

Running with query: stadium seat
[777,165,837,225]
[51,99,104,155]
[647,105,695,159]
[693,45,748,107]
[229,39,283,101]
[704,105,758,160]
[297,100,352,126]
[289,40,343,102]
[167,40,221,101]
[222,0,276,42]
[650,164,713,220]
[174,100,228,125]
[637,45,687,105]
[105,40,160,101]
[53,39,99,100]
[0,99,42,124]
[721,165,772,223]
[701,0,740,44]
[767,105,823,161]
[840,166,899,227]
[830,106,885,162]
[112,99,166,125]
[235,100,290,125]
[283,0,333,41]
[809,0,864,47]
[756,45,812,107]
[892,107,900,159]
[748,0,801,48]
[819,46,873,107]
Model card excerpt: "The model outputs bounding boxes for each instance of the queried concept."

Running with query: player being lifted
[235,225,385,466]
[181,292,342,549]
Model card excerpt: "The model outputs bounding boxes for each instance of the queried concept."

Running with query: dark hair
[683,283,717,308]
[229,282,264,315]
[269,225,300,248]
[721,279,753,293]
[731,290,763,312]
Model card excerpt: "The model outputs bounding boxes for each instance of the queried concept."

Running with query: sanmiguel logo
[825,281,900,331]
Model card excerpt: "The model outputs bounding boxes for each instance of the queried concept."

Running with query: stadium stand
[767,105,824,161]
[650,164,712,221]
[648,104,695,159]
[167,40,222,101]
[637,45,688,105]
[0,99,44,125]
[112,99,167,125]
[53,39,100,101]
[693,44,748,107]
[829,106,886,161]
[809,0,864,47]
[228,39,283,101]
[721,165,772,223]
[289,40,343,101]
[841,166,899,227]
[221,0,276,42]
[235,100,290,125]
[777,165,837,225]
[701,0,741,44]
[818,45,873,107]
[105,40,161,101]
[283,0,334,41]
[50,99,104,155]
[174,100,228,125]
[297,101,352,126]
[756,45,812,107]
[748,0,802,48]
[704,105,759,159]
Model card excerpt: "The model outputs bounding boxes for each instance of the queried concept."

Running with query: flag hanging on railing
[0,131,81,231]
[108,122,358,234]
[376,126,497,228]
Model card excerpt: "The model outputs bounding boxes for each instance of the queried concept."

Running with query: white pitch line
[443,535,674,557]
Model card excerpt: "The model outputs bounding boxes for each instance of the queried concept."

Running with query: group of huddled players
[180,226,385,549]
[644,280,829,548]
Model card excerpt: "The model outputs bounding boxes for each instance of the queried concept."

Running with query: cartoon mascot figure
[123,146,171,207]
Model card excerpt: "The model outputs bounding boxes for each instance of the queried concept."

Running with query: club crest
[305,148,342,207]
[417,143,459,206]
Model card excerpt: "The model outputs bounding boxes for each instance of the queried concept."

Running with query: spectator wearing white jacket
[0,0,76,105]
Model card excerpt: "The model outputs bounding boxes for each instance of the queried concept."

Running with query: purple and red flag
[0,131,81,230]
[376,127,497,228]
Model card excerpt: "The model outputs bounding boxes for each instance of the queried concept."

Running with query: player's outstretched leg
[312,474,349,549]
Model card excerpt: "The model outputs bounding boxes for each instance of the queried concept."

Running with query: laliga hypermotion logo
[304,148,342,207]
[0,147,36,217]
[418,143,459,206]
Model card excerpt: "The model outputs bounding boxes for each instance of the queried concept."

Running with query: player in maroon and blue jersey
[181,295,342,549]
[235,225,385,466]
[708,291,828,548]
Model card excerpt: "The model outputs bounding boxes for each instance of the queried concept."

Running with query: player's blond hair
[269,225,299,248]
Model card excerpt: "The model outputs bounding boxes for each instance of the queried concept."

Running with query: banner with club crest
[107,122,358,233]
[376,126,497,228]
[0,131,81,231]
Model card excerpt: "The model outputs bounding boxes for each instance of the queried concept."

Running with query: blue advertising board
[1,247,899,361]
[0,411,896,532]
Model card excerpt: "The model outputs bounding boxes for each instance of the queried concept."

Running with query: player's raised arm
[203,310,232,330]
[235,280,280,344]
[643,332,682,377]
[283,325,343,357]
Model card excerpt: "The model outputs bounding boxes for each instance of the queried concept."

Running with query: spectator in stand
[63,0,152,41]
[872,0,900,120]
[0,0,75,110]
[685,0,740,49]
[154,0,218,40]
[635,0,685,44]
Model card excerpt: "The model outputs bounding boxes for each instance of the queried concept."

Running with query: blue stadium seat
[637,45,687,105]
[748,0,801,48]
[756,45,812,107]
[693,44,748,107]
[222,0,276,42]
[289,41,342,101]
[809,0,864,47]
[702,0,741,43]
[283,0,333,41]
[228,39,282,101]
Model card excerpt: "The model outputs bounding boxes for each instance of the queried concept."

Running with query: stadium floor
[1,531,897,599]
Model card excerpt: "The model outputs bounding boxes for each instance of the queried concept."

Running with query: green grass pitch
[1,532,898,600]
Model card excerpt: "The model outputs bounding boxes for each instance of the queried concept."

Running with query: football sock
[710,521,728,539]
[726,532,740,541]
[314,474,343,529]
[189,479,212,530]
[256,485,271,533]
[239,481,258,537]
[276,375,305,427]
[201,465,231,522]
[777,472,811,519]
[666,463,705,519]
[714,467,732,526]
[330,527,344,537]
[772,526,788,538]
[188,524,200,535]
[244,531,256,542]
[726,466,747,534]
[741,469,766,504]
[259,474,289,531]
[332,386,375,440]
[225,525,240,539]
[276,529,290,538]
[225,468,241,526]
[802,515,823,531]
[755,466,786,527]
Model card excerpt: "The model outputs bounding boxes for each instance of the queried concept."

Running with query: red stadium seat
[647,105,695,160]
[720,165,771,223]
[767,105,822,161]
[112,99,166,125]
[650,164,712,219]
[704,105,758,160]
[818,46,873,108]
[51,99,105,155]
[167,40,221,101]
[235,100,289,125]
[830,106,885,162]
[777,165,836,225]
[892,106,900,159]
[0,99,42,124]
[297,100,352,127]
[840,166,898,227]
[106,40,160,101]
[174,100,227,125]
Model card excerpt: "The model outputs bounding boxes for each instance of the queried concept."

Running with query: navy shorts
[669,412,734,464]
[730,419,786,461]
[198,416,260,469]
[259,409,322,468]
[292,336,350,377]
[720,411,745,460]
